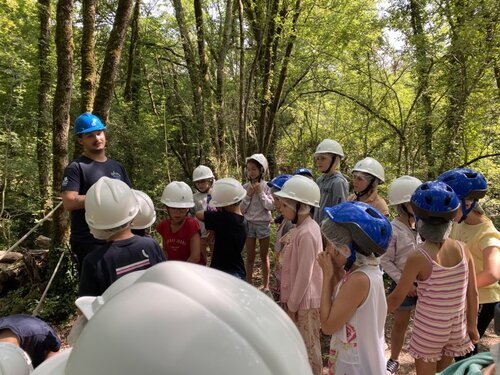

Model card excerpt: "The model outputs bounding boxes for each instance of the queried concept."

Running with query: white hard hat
[352,157,385,183]
[76,270,146,320]
[192,165,215,182]
[131,190,156,229]
[246,153,268,174]
[0,343,33,375]
[160,181,194,208]
[388,176,423,205]
[274,175,320,207]
[209,178,246,207]
[85,177,139,230]
[314,139,344,158]
[32,262,313,375]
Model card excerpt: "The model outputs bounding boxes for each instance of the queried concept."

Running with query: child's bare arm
[320,272,370,335]
[465,248,480,343]
[187,232,202,264]
[317,252,336,324]
[195,210,205,221]
[387,252,422,313]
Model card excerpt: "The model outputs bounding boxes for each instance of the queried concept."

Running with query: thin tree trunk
[80,0,96,113]
[124,0,140,103]
[93,0,134,123]
[410,0,434,179]
[52,0,74,246]
[37,0,53,234]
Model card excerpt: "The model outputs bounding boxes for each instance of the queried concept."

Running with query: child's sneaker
[386,358,399,374]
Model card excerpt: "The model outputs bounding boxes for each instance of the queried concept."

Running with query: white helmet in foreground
[388,176,422,205]
[0,342,33,375]
[32,262,313,375]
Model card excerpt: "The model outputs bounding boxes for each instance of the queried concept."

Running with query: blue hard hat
[267,174,293,190]
[294,168,313,178]
[74,113,107,135]
[324,201,392,257]
[437,168,487,201]
[410,181,459,222]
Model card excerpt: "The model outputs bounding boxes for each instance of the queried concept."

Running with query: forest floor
[52,252,499,375]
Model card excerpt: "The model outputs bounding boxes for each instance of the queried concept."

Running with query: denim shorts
[246,221,271,239]
[388,280,417,310]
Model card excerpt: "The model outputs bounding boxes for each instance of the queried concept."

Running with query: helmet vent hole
[421,183,429,190]
[366,207,379,218]
[444,196,451,205]
[465,172,476,178]
[425,196,432,204]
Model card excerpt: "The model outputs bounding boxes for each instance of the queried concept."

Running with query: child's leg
[415,358,437,375]
[436,355,453,372]
[390,309,412,361]
[245,237,257,284]
[296,309,322,375]
[258,236,270,290]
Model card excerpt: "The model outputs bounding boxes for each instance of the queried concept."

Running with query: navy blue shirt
[0,314,61,367]
[204,211,247,278]
[79,235,166,296]
[61,156,132,244]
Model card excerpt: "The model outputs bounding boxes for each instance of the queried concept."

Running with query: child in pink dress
[387,181,479,374]
[274,175,323,375]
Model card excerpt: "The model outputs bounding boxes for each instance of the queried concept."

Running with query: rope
[0,201,63,261]
[32,250,65,316]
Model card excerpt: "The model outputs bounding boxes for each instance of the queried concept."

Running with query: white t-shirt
[328,265,387,375]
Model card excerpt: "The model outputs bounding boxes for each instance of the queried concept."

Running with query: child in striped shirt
[387,181,479,374]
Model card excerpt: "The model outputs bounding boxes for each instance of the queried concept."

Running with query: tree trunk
[124,0,140,103]
[93,0,134,123]
[52,0,74,246]
[410,0,434,179]
[37,0,53,234]
[172,0,204,170]
[80,0,97,113]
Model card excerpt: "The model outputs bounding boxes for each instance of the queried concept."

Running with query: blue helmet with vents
[410,181,459,222]
[324,201,392,257]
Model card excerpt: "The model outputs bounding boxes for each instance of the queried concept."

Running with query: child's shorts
[388,280,417,311]
[246,221,271,239]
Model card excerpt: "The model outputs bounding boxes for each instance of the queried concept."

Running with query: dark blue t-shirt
[61,156,131,244]
[204,210,247,278]
[79,235,166,296]
[0,314,61,367]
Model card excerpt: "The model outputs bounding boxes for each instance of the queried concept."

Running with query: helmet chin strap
[322,155,336,174]
[344,243,356,272]
[292,203,300,224]
[354,178,374,200]
[458,198,476,223]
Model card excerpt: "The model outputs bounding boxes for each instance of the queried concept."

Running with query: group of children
[63,138,498,375]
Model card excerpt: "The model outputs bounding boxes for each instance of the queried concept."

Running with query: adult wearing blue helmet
[61,113,131,273]
[317,201,391,375]
[387,181,479,374]
[439,168,500,359]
